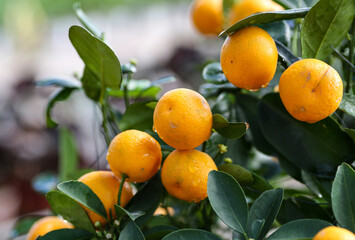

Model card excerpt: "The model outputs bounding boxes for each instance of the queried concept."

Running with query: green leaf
[108,80,161,99]
[69,25,122,95]
[267,219,332,240]
[202,62,227,84]
[247,188,284,240]
[207,171,248,234]
[145,226,178,240]
[118,101,157,131]
[81,66,101,101]
[10,216,41,239]
[301,0,355,61]
[218,164,254,185]
[73,2,103,39]
[119,221,145,240]
[244,173,274,199]
[250,219,265,240]
[223,0,237,19]
[260,21,291,46]
[40,229,93,240]
[275,40,301,67]
[59,128,78,182]
[46,88,77,128]
[36,78,81,88]
[345,128,355,143]
[57,181,107,220]
[46,191,95,232]
[114,204,145,221]
[332,163,355,231]
[301,170,332,200]
[339,93,355,119]
[220,8,309,37]
[258,93,355,176]
[162,229,222,240]
[213,114,248,139]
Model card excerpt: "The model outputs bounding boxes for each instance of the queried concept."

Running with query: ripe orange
[220,26,278,91]
[26,216,73,240]
[228,0,284,26]
[107,130,162,183]
[279,59,343,123]
[190,0,223,35]
[78,171,133,226]
[153,88,213,150]
[161,149,217,203]
[313,226,355,240]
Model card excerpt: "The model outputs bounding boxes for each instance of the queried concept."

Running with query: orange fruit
[78,171,133,226]
[220,26,278,91]
[191,0,223,35]
[153,88,213,150]
[228,0,284,26]
[107,130,162,183]
[279,59,343,123]
[26,216,73,240]
[161,149,217,203]
[313,226,355,240]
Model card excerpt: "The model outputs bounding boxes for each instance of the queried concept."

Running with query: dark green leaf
[220,8,309,37]
[10,216,41,239]
[260,21,291,46]
[81,66,101,101]
[207,171,248,234]
[57,181,107,220]
[339,93,355,118]
[218,164,254,185]
[114,204,145,221]
[69,25,122,93]
[277,153,302,182]
[162,229,222,240]
[213,114,248,139]
[244,173,274,199]
[332,163,355,231]
[301,170,332,200]
[118,101,156,131]
[251,219,265,240]
[145,226,178,240]
[344,128,355,143]
[267,219,332,240]
[46,88,77,128]
[119,221,145,240]
[73,2,103,39]
[275,40,301,67]
[301,0,355,60]
[59,128,78,182]
[258,93,355,176]
[40,229,93,240]
[36,78,81,88]
[46,191,94,232]
[202,62,227,84]
[247,189,284,240]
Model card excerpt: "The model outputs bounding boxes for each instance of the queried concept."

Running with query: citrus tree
[11,0,355,239]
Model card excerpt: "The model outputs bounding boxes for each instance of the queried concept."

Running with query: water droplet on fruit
[152,126,157,132]
[262,82,269,88]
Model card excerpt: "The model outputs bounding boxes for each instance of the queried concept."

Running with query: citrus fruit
[161,149,217,202]
[191,0,223,35]
[220,26,278,91]
[107,129,162,183]
[78,171,133,226]
[153,88,213,150]
[26,216,73,240]
[279,59,343,123]
[228,0,284,26]
[313,226,355,240]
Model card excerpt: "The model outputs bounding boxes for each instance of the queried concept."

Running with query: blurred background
[0,0,222,238]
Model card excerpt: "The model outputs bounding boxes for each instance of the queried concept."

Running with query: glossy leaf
[145,226,178,240]
[81,66,101,101]
[59,128,78,182]
[40,229,93,240]
[218,164,254,185]
[345,128,355,143]
[57,181,107,220]
[275,40,301,67]
[301,0,355,60]
[163,229,222,240]
[258,93,355,176]
[36,78,81,88]
[46,191,94,232]
[250,219,265,240]
[69,25,122,93]
[244,173,274,199]
[332,163,355,232]
[247,188,284,240]
[118,101,156,131]
[73,2,103,39]
[207,171,248,234]
[220,8,309,37]
[46,88,77,128]
[119,221,145,240]
[260,21,291,46]
[267,219,332,240]
[213,114,248,139]
[114,204,145,221]
[202,62,227,84]
[339,93,355,118]
[301,170,332,200]
[108,80,161,99]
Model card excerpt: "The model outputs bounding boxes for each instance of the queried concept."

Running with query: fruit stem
[117,173,128,206]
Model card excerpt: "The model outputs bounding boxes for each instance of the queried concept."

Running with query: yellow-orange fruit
[26,216,73,240]
[313,226,355,240]
[191,0,223,35]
